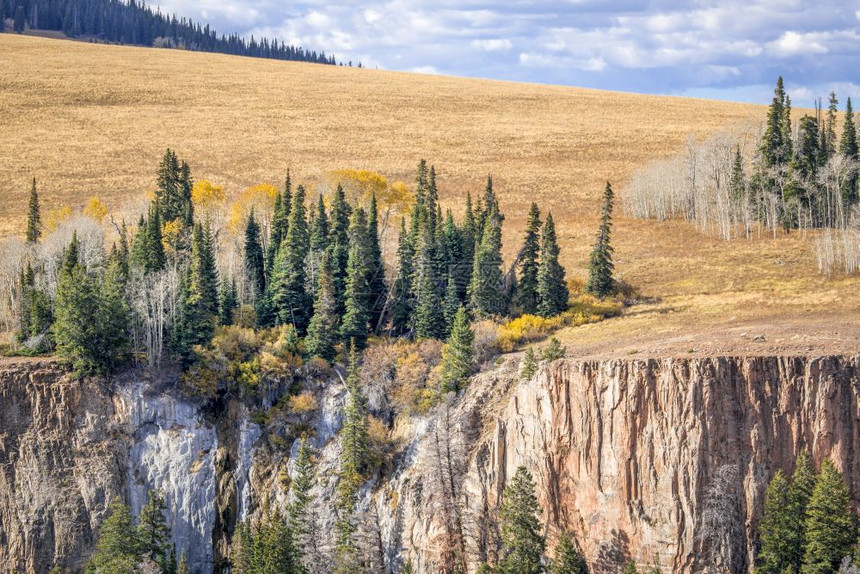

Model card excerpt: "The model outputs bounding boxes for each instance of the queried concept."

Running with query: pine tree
[244,209,266,302]
[309,193,330,294]
[802,460,857,574]
[179,222,218,352]
[366,192,387,332]
[291,437,316,568]
[306,251,340,362]
[761,77,788,168]
[16,263,34,343]
[156,149,191,224]
[138,490,172,571]
[443,271,461,336]
[144,203,166,273]
[26,177,41,243]
[329,184,353,315]
[218,277,238,325]
[537,213,568,317]
[440,306,474,394]
[586,182,615,298]
[267,185,289,274]
[391,218,414,335]
[413,217,446,339]
[518,203,542,315]
[469,204,507,318]
[551,532,588,574]
[498,466,545,574]
[840,98,859,207]
[730,146,746,206]
[791,451,818,572]
[89,498,141,573]
[340,208,372,349]
[520,348,538,381]
[541,337,566,362]
[757,470,795,574]
[334,343,369,574]
[268,184,311,332]
[826,92,839,159]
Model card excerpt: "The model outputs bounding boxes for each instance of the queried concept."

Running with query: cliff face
[0,355,857,574]
[445,355,860,573]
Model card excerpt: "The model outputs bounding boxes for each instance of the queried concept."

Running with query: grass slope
[1,33,856,353]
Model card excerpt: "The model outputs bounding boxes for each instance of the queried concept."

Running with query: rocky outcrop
[407,355,859,573]
[0,355,857,573]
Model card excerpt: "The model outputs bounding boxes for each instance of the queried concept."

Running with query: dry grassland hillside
[1,34,857,353]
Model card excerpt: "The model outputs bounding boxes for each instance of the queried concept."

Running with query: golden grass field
[1,33,857,354]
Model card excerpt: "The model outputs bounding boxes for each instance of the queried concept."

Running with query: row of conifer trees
[16,151,615,375]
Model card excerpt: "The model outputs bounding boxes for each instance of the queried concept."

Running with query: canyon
[0,353,857,573]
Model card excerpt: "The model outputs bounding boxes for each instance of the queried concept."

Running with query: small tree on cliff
[551,532,588,574]
[138,490,172,572]
[89,498,142,573]
[802,460,857,574]
[757,470,796,574]
[585,182,615,298]
[498,466,546,574]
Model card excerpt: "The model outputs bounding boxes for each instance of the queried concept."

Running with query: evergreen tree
[537,213,568,317]
[244,209,266,303]
[413,217,446,339]
[520,348,538,381]
[440,306,474,394]
[366,192,387,332]
[334,343,369,574]
[802,460,857,574]
[391,218,414,335]
[26,177,41,243]
[267,185,289,275]
[840,98,859,207]
[138,490,172,571]
[340,208,372,349]
[757,470,795,574]
[730,146,746,206]
[585,182,615,298]
[290,437,316,568]
[55,246,129,376]
[551,532,588,574]
[156,149,191,224]
[443,270,461,336]
[141,203,166,273]
[825,92,839,160]
[541,338,566,362]
[518,203,542,315]
[469,204,507,318]
[16,262,34,343]
[791,451,818,572]
[761,77,788,168]
[306,251,340,362]
[498,466,545,574]
[13,4,25,32]
[218,277,239,325]
[178,222,218,353]
[309,193,330,294]
[329,184,353,315]
[268,185,311,332]
[89,498,141,573]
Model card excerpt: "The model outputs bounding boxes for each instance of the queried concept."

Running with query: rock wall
[1,355,857,573]
[411,355,859,573]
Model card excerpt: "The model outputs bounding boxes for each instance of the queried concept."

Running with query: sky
[153,0,860,107]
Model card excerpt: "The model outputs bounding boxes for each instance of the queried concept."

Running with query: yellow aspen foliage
[83,197,108,223]
[327,170,414,213]
[161,219,184,256]
[227,183,278,235]
[191,180,225,208]
[44,205,73,232]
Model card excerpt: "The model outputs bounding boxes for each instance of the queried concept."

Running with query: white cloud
[471,38,513,52]
[767,31,828,57]
[411,65,440,75]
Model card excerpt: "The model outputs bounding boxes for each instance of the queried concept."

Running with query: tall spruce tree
[267,186,289,275]
[802,460,857,574]
[757,470,796,574]
[334,344,369,574]
[585,183,615,298]
[329,184,353,315]
[218,277,238,325]
[309,193,330,294]
[536,212,568,317]
[268,185,311,332]
[761,77,788,169]
[306,251,340,362]
[439,306,474,394]
[498,466,546,574]
[26,177,41,243]
[730,146,746,206]
[518,203,542,315]
[340,208,372,349]
[366,192,387,332]
[244,209,266,302]
[840,98,859,207]
[290,437,316,569]
[469,204,507,318]
[787,452,819,572]
[413,217,446,339]
[178,222,218,352]
[391,218,414,335]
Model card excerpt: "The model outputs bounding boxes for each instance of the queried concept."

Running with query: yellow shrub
[44,205,73,232]
[289,391,318,413]
[212,325,263,361]
[83,197,108,223]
